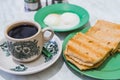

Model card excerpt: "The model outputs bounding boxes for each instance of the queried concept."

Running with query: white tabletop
[0,0,120,80]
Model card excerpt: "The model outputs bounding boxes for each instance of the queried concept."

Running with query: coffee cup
[4,21,54,62]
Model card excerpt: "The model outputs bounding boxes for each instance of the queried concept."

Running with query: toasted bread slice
[66,55,90,70]
[64,32,112,67]
[65,53,109,70]
[86,20,120,53]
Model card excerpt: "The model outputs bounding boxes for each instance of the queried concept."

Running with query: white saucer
[0,34,62,75]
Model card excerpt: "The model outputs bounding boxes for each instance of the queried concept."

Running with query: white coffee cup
[4,21,54,62]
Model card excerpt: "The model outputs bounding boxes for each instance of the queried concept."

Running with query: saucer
[0,34,62,75]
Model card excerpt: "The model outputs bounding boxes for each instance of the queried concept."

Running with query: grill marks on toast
[64,32,112,68]
[86,20,120,53]
[64,20,120,70]
[65,41,95,66]
[86,25,119,48]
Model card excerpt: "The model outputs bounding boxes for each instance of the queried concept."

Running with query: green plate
[34,3,89,32]
[62,26,120,79]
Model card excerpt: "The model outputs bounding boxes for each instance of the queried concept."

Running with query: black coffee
[8,24,38,39]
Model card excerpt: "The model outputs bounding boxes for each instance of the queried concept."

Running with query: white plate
[0,34,62,75]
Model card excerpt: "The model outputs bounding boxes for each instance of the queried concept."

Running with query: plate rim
[62,26,120,79]
[0,34,62,75]
[34,3,89,32]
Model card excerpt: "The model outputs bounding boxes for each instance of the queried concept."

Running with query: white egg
[43,12,80,30]
[43,14,60,26]
[60,12,80,26]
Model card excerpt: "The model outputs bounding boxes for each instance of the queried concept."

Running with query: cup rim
[4,20,41,41]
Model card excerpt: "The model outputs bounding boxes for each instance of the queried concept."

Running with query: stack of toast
[64,20,120,70]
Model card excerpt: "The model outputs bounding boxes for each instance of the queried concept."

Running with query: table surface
[0,0,120,80]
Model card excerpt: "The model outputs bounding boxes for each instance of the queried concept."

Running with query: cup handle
[42,27,54,43]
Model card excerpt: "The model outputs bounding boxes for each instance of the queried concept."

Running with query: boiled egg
[60,12,80,26]
[43,12,80,30]
[43,14,60,26]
